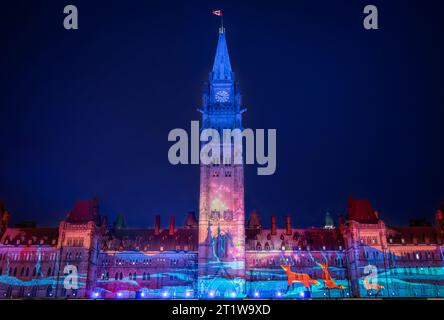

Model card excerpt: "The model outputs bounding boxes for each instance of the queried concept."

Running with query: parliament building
[0,27,443,299]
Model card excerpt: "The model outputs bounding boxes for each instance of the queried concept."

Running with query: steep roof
[66,198,99,223]
[1,227,59,246]
[184,211,198,228]
[103,228,198,252]
[246,227,344,251]
[387,225,443,244]
[346,196,379,224]
[211,29,233,81]
[247,210,261,228]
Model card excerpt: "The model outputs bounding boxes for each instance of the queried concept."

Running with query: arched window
[20,267,25,276]
[46,285,53,297]
[223,210,233,220]
[129,272,132,280]
[18,287,25,297]
[119,272,123,280]
[31,286,37,297]
[210,210,220,220]
[25,267,29,277]
[32,268,36,277]
[61,288,67,297]
[6,286,12,298]
[47,267,52,277]
[115,272,119,280]
[133,272,137,280]
[146,273,150,280]
[13,267,17,277]
[142,272,146,280]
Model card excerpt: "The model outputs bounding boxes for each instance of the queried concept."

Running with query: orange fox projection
[316,262,346,290]
[280,264,320,289]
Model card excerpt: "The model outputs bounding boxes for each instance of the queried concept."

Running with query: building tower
[197,26,246,298]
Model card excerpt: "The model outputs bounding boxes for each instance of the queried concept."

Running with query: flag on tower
[212,10,222,16]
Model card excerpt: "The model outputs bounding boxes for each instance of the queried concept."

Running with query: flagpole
[212,9,224,32]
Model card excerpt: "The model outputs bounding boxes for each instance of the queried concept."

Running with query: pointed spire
[185,211,198,228]
[248,210,261,229]
[211,29,233,81]
[114,214,127,230]
[324,212,335,229]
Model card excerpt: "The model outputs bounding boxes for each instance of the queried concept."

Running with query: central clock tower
[197,27,246,298]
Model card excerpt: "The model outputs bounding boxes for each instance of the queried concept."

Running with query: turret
[113,214,127,230]
[324,212,335,229]
[248,210,261,229]
[185,211,198,228]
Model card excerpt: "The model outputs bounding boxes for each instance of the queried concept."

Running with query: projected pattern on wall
[1,27,444,299]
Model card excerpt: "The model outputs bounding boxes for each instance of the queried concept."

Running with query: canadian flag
[212,10,222,16]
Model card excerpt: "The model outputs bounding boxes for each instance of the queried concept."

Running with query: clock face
[215,89,229,103]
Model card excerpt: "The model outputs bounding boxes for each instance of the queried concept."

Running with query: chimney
[0,202,10,236]
[285,214,292,235]
[169,215,175,235]
[271,214,277,235]
[338,213,344,227]
[436,210,444,233]
[101,215,108,227]
[155,215,160,235]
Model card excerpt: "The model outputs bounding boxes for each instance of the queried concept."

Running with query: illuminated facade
[197,26,246,298]
[0,29,444,299]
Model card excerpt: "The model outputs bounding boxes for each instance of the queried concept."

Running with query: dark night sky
[0,0,443,229]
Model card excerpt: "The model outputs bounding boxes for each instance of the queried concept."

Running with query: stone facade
[0,28,443,299]
[0,197,443,299]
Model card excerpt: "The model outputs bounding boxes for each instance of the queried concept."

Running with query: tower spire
[211,28,233,81]
[220,14,224,33]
